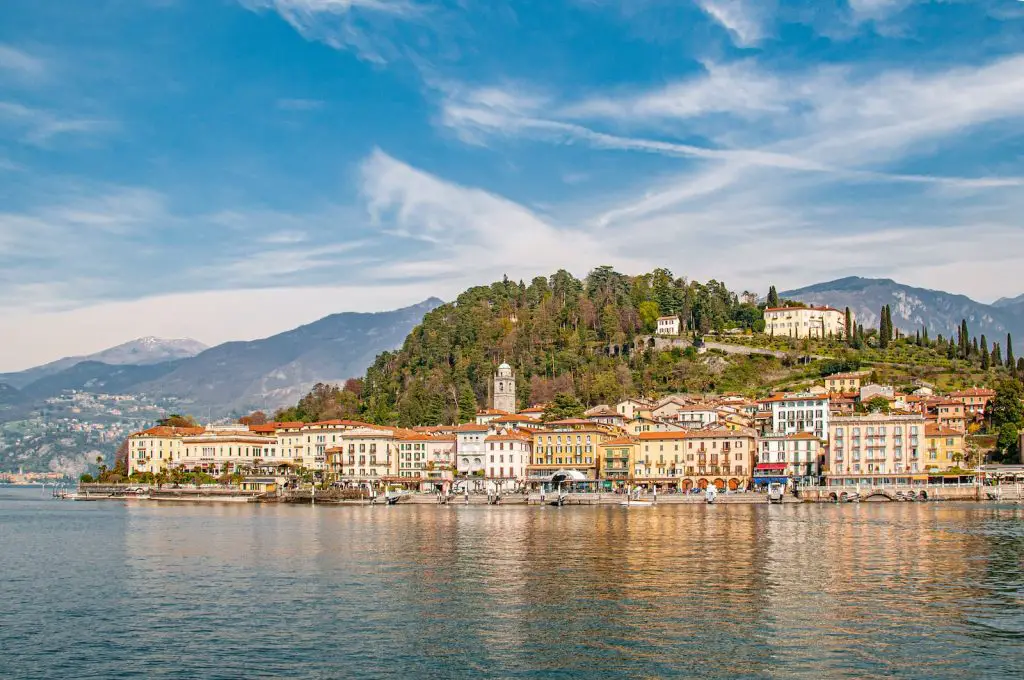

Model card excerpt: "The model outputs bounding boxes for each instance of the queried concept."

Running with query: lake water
[1,487,1022,679]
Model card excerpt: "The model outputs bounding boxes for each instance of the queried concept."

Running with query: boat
[767,482,784,504]
[705,485,718,504]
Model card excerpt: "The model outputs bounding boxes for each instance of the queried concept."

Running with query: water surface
[1,488,1022,679]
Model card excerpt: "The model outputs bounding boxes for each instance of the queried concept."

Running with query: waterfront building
[273,422,308,467]
[948,387,995,419]
[924,425,965,470]
[178,424,277,474]
[656,315,681,336]
[328,427,400,481]
[493,362,517,414]
[824,372,865,393]
[127,425,204,475]
[763,306,847,338]
[527,420,611,481]
[455,423,490,476]
[762,393,830,439]
[828,413,927,476]
[484,432,531,483]
[597,437,636,482]
[756,432,822,484]
[634,428,755,490]
[300,420,374,471]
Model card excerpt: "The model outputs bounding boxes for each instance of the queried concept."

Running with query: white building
[127,425,204,475]
[484,433,531,485]
[763,306,847,339]
[179,425,277,474]
[657,315,681,336]
[758,432,822,482]
[455,423,490,476]
[764,393,830,439]
[675,405,719,429]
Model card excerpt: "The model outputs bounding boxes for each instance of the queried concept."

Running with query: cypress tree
[1018,357,1024,377]
[959,320,969,358]
[993,342,1003,367]
[922,326,929,345]
[915,329,920,346]
[982,335,990,370]
[1007,333,1015,369]
[972,337,979,358]
[767,286,779,308]
[879,306,890,349]
[845,307,852,345]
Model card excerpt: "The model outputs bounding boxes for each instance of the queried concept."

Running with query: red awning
[755,463,788,471]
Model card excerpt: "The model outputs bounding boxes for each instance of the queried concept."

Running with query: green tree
[845,307,853,345]
[638,300,660,333]
[863,395,891,413]
[996,422,1021,463]
[981,334,990,370]
[986,380,1024,430]
[1008,333,1016,371]
[158,414,199,428]
[992,342,1003,367]
[767,285,780,308]
[543,393,585,422]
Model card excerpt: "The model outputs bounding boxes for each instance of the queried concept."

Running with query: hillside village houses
[127,330,989,491]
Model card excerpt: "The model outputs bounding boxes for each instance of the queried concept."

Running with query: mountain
[0,337,207,390]
[0,382,21,407]
[17,360,183,402]
[132,298,444,414]
[781,277,1024,342]
[992,293,1024,309]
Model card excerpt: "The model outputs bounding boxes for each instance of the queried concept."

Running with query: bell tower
[493,362,516,413]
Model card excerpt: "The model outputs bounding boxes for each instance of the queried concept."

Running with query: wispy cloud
[239,0,426,63]
[0,44,46,79]
[695,0,770,47]
[0,101,114,147]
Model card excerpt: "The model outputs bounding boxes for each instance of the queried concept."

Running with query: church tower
[493,362,516,413]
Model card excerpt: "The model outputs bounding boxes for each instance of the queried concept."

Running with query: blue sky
[2,0,1024,370]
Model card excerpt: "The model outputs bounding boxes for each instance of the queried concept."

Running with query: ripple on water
[0,493,1022,679]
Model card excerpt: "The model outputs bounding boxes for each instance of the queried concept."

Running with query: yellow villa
[634,429,756,491]
[127,425,204,475]
[528,419,613,481]
[925,425,966,471]
[598,437,637,482]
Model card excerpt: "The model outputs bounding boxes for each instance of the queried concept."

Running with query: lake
[1,487,1022,679]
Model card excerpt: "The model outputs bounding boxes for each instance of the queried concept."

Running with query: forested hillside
[358,268,771,426]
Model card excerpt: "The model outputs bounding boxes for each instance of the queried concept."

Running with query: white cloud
[239,0,425,63]
[0,45,45,79]
[0,101,113,146]
[695,0,770,47]
[847,0,913,22]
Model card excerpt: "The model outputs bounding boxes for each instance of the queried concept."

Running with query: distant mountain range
[782,277,1024,342]
[0,337,208,390]
[0,299,442,419]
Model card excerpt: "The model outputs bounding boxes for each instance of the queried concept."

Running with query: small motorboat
[767,482,784,504]
[705,486,718,504]
[621,499,653,507]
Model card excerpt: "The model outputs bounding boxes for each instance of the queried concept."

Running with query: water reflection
[1,492,1022,679]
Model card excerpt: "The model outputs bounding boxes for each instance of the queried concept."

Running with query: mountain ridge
[782,277,1024,342]
[0,337,208,390]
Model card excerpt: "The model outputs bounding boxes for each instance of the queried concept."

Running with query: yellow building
[528,419,612,481]
[179,425,277,474]
[764,306,847,339]
[925,425,965,471]
[127,425,204,475]
[824,372,864,393]
[328,426,400,482]
[597,437,636,481]
[634,429,756,490]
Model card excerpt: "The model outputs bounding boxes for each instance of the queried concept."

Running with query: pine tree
[1006,333,1015,369]
[767,285,779,308]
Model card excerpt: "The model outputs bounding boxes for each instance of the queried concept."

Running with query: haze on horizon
[2,0,1024,371]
